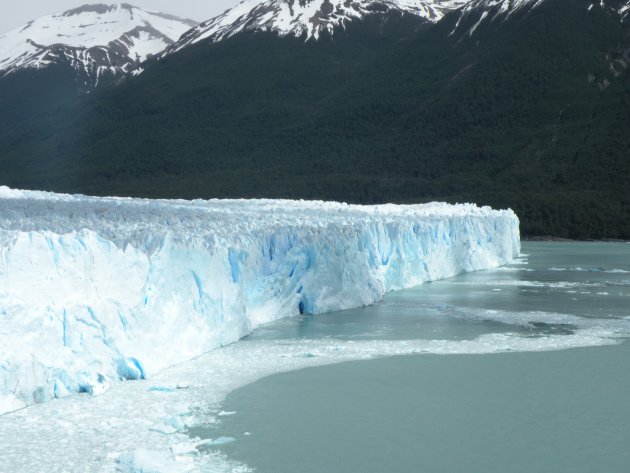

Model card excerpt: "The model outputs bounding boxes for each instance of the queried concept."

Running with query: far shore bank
[522,236,630,243]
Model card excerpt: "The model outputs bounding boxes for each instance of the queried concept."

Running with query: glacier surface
[0,187,520,414]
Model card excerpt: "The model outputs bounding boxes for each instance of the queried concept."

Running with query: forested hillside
[1,0,629,238]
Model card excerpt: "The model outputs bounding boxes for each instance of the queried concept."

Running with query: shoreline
[522,236,630,243]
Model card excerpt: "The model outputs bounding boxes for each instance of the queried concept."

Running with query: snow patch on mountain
[451,0,544,36]
[0,3,196,87]
[453,0,630,36]
[166,0,468,54]
[0,187,519,414]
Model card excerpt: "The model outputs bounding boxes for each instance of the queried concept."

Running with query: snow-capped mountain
[165,0,468,55]
[0,3,196,87]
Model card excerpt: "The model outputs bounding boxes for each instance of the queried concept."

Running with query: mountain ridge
[4,0,629,85]
[164,0,468,56]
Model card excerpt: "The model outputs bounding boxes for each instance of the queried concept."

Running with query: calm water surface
[193,242,630,472]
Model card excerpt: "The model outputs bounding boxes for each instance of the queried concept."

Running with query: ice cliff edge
[0,187,520,414]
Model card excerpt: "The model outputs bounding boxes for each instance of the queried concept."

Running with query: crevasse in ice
[0,187,520,414]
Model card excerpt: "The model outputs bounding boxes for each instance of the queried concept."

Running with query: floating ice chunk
[116,449,194,473]
[0,394,25,416]
[150,424,179,435]
[212,437,236,446]
[78,376,111,396]
[549,266,629,273]
[170,442,198,456]
[197,437,237,448]
[151,416,186,434]
[149,386,177,393]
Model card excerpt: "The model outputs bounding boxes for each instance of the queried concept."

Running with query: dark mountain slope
[1,0,629,238]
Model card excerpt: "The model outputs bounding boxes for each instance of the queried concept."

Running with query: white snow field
[0,186,519,416]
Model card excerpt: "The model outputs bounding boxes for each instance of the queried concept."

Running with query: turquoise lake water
[192,242,630,472]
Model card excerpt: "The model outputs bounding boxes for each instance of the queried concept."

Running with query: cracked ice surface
[0,186,519,416]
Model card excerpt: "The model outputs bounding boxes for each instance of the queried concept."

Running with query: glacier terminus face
[0,187,520,415]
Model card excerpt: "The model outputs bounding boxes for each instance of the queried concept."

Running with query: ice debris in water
[116,448,195,473]
[1,327,625,473]
[0,187,520,413]
[197,437,237,448]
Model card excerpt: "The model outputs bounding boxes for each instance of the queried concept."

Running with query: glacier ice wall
[0,187,520,414]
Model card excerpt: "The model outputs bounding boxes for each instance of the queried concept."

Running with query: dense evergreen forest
[1,0,629,238]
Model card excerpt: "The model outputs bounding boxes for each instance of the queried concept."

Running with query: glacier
[0,187,520,415]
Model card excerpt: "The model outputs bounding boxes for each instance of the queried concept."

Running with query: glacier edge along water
[0,187,520,414]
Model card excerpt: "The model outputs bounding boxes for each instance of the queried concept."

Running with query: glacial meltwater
[190,242,630,473]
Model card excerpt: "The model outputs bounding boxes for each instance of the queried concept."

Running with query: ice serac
[0,187,520,414]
